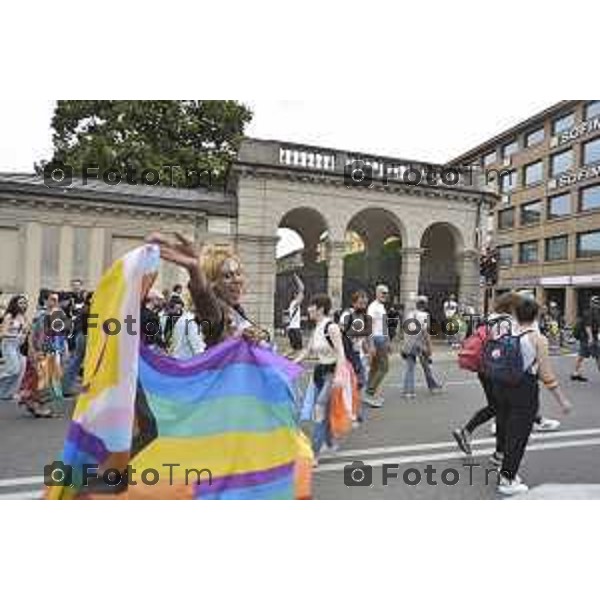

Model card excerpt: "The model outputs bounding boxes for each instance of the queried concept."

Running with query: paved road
[1,350,599,499]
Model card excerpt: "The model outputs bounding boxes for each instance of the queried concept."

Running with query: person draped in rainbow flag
[46,234,312,500]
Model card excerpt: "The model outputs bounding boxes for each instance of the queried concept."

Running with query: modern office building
[451,100,600,322]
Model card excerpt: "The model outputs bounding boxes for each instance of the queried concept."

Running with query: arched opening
[275,208,329,329]
[419,222,464,322]
[343,208,404,307]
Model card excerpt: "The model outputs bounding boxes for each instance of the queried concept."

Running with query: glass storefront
[577,287,600,316]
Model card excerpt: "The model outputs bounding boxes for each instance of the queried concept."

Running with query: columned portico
[458,249,480,307]
[400,247,424,311]
[327,240,346,311]
[235,234,279,330]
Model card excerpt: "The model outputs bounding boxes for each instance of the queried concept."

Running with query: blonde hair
[199,245,241,283]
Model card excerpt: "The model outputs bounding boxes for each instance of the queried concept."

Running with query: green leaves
[42,100,253,188]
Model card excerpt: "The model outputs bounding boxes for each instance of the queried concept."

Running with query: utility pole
[480,247,498,317]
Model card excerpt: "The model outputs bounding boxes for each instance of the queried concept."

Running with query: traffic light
[480,249,499,286]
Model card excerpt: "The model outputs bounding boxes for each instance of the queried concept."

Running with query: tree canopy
[39,100,253,188]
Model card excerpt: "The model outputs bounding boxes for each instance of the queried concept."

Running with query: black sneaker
[452,428,472,455]
[570,374,588,382]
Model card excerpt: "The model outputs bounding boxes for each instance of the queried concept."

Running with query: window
[577,230,600,258]
[72,227,90,282]
[580,184,600,212]
[519,241,539,264]
[41,225,61,288]
[548,193,571,219]
[550,149,573,176]
[524,161,544,186]
[526,127,545,147]
[585,101,600,120]
[483,151,496,167]
[553,113,575,135]
[500,170,517,192]
[545,236,568,262]
[498,245,513,267]
[498,208,515,230]
[582,137,600,166]
[520,200,542,226]
[503,140,518,158]
[0,227,19,289]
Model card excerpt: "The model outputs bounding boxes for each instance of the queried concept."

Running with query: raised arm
[293,273,305,303]
[146,232,223,330]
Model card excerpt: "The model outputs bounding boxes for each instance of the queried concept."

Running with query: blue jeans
[0,338,26,399]
[63,332,85,393]
[403,353,440,394]
[311,373,333,455]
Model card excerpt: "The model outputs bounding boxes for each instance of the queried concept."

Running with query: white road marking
[318,427,600,462]
[316,436,600,473]
[0,490,44,500]
[2,429,599,498]
[0,476,44,488]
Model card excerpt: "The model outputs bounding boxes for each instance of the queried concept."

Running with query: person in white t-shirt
[365,284,390,408]
[443,293,460,348]
[170,309,206,359]
[286,273,304,352]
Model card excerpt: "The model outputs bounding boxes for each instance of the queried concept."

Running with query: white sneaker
[533,418,560,432]
[319,444,339,458]
[497,475,529,496]
[364,395,384,408]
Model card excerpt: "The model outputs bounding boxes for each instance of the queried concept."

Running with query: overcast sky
[0,97,556,255]
[0,98,556,172]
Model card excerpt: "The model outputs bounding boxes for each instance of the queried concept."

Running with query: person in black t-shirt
[571,296,600,382]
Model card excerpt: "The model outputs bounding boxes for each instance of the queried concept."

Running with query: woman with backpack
[453,292,519,463]
[294,293,356,464]
[492,296,571,495]
[454,292,562,463]
[401,297,443,399]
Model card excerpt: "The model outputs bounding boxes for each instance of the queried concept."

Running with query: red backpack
[458,325,488,372]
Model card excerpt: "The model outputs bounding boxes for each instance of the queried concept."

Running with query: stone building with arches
[233,138,496,330]
[0,138,496,330]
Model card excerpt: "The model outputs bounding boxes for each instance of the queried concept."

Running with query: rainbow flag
[46,245,312,500]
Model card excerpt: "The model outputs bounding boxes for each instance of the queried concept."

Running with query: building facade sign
[502,274,600,288]
[551,116,600,147]
[539,276,571,287]
[548,163,600,189]
[571,274,600,286]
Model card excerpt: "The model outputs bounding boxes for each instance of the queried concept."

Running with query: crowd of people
[0,274,213,418]
[283,278,599,495]
[0,282,91,417]
[2,238,599,497]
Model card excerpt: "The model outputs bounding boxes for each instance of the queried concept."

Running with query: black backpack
[324,320,362,377]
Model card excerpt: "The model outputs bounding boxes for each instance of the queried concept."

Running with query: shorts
[287,328,303,351]
[578,339,599,359]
